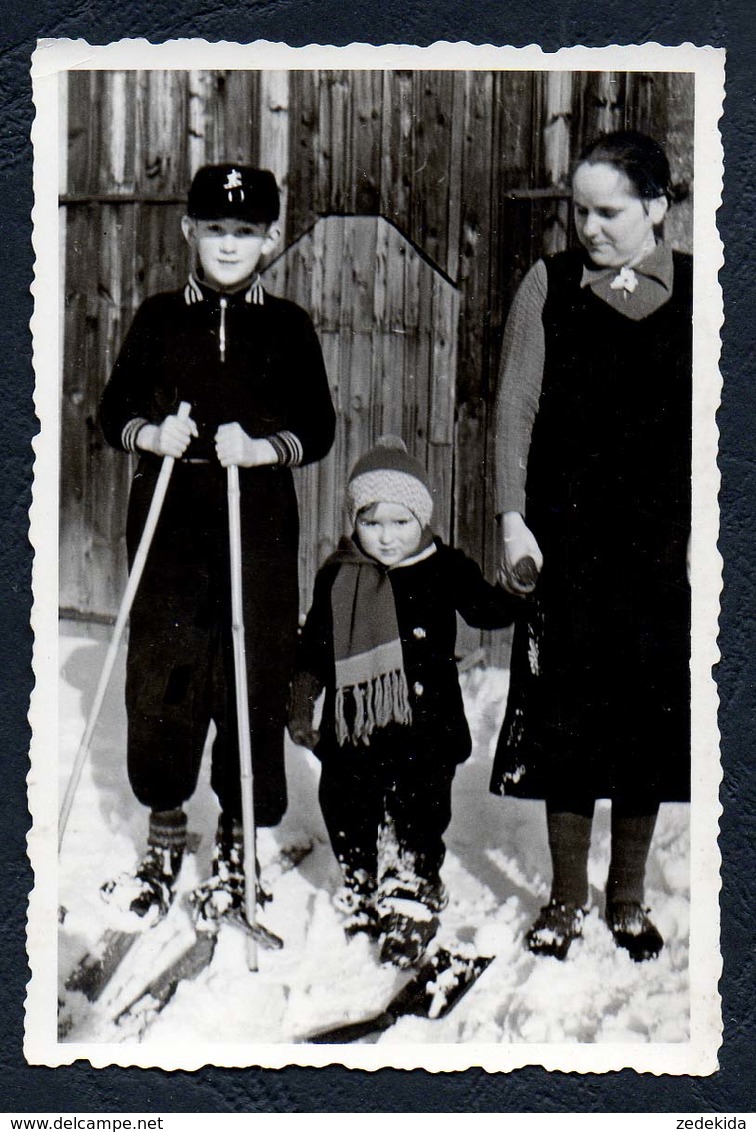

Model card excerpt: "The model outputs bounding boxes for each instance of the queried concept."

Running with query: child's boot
[101,808,187,925]
[377,892,440,969]
[375,858,444,968]
[190,816,270,928]
[334,870,379,940]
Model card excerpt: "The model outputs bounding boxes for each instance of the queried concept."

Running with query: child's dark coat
[297,539,515,766]
[100,282,335,826]
[293,537,514,894]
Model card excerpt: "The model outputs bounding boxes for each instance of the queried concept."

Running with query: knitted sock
[148,807,187,851]
[546,807,593,908]
[606,807,659,906]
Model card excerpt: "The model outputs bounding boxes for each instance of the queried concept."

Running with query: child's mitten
[287,670,322,749]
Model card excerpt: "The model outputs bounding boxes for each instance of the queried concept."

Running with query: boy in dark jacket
[288,438,514,966]
[99,165,335,924]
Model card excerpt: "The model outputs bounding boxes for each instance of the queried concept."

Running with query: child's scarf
[329,536,413,746]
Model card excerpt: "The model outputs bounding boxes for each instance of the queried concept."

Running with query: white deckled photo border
[28,39,724,1073]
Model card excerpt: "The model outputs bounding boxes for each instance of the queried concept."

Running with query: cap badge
[223,168,245,203]
[224,169,243,191]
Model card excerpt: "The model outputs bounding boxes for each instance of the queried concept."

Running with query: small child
[99,165,335,923]
[288,438,514,967]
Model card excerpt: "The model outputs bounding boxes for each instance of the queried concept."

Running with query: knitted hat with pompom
[346,436,434,529]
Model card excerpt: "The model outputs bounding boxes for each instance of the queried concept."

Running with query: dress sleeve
[494,260,548,516]
[269,305,336,468]
[99,299,160,453]
[445,546,516,630]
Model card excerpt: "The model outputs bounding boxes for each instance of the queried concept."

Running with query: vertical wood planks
[66,71,95,195]
[137,70,189,196]
[429,276,458,542]
[262,214,458,613]
[542,70,573,256]
[221,70,259,165]
[379,70,414,232]
[445,72,466,281]
[61,68,695,647]
[97,71,137,194]
[259,71,290,236]
[653,73,694,254]
[350,70,382,215]
[454,68,495,584]
[410,71,456,275]
[286,70,321,241]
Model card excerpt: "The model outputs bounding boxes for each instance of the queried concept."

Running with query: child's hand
[498,511,543,596]
[215,423,278,468]
[287,721,320,750]
[138,412,198,458]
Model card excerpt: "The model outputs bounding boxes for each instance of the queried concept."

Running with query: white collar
[390,542,438,570]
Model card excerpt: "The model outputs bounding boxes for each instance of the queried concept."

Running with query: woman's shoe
[525,900,585,960]
[606,901,664,961]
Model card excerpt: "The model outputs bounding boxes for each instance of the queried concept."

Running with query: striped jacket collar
[184,272,265,306]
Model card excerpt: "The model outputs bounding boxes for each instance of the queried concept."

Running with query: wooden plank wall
[262,215,458,613]
[60,69,694,660]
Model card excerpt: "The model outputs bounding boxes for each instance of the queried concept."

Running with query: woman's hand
[498,511,544,596]
[215,423,277,468]
[137,412,198,458]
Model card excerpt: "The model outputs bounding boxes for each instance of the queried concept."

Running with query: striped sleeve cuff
[121,417,149,453]
[267,430,304,467]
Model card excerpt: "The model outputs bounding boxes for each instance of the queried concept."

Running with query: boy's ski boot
[189,820,271,932]
[100,808,187,927]
[100,843,184,926]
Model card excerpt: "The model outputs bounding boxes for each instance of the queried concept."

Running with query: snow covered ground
[57,621,690,1048]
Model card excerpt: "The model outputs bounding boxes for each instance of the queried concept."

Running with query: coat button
[413,627,427,639]
[413,682,424,696]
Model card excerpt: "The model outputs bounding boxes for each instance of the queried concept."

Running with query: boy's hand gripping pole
[58,402,192,855]
[226,464,259,972]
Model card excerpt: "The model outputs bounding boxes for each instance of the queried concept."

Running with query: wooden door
[262,214,459,614]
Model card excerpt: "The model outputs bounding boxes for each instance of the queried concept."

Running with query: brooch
[609,266,639,294]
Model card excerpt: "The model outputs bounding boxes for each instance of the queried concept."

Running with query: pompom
[374,435,408,453]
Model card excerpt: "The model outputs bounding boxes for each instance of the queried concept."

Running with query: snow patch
[57,625,690,1046]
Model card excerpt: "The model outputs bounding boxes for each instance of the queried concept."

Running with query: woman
[490,131,692,962]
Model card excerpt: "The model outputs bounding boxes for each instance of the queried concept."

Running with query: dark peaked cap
[187,165,280,223]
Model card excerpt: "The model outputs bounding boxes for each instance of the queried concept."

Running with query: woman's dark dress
[490,249,692,805]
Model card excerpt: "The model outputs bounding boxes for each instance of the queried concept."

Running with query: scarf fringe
[334,669,412,746]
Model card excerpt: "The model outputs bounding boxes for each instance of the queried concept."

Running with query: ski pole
[226,463,259,972]
[58,402,193,854]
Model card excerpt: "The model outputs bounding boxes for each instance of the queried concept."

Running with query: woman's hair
[576,130,688,205]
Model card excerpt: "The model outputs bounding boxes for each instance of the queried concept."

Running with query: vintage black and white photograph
[27,40,723,1072]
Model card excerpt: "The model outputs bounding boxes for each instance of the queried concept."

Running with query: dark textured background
[4,0,753,1113]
